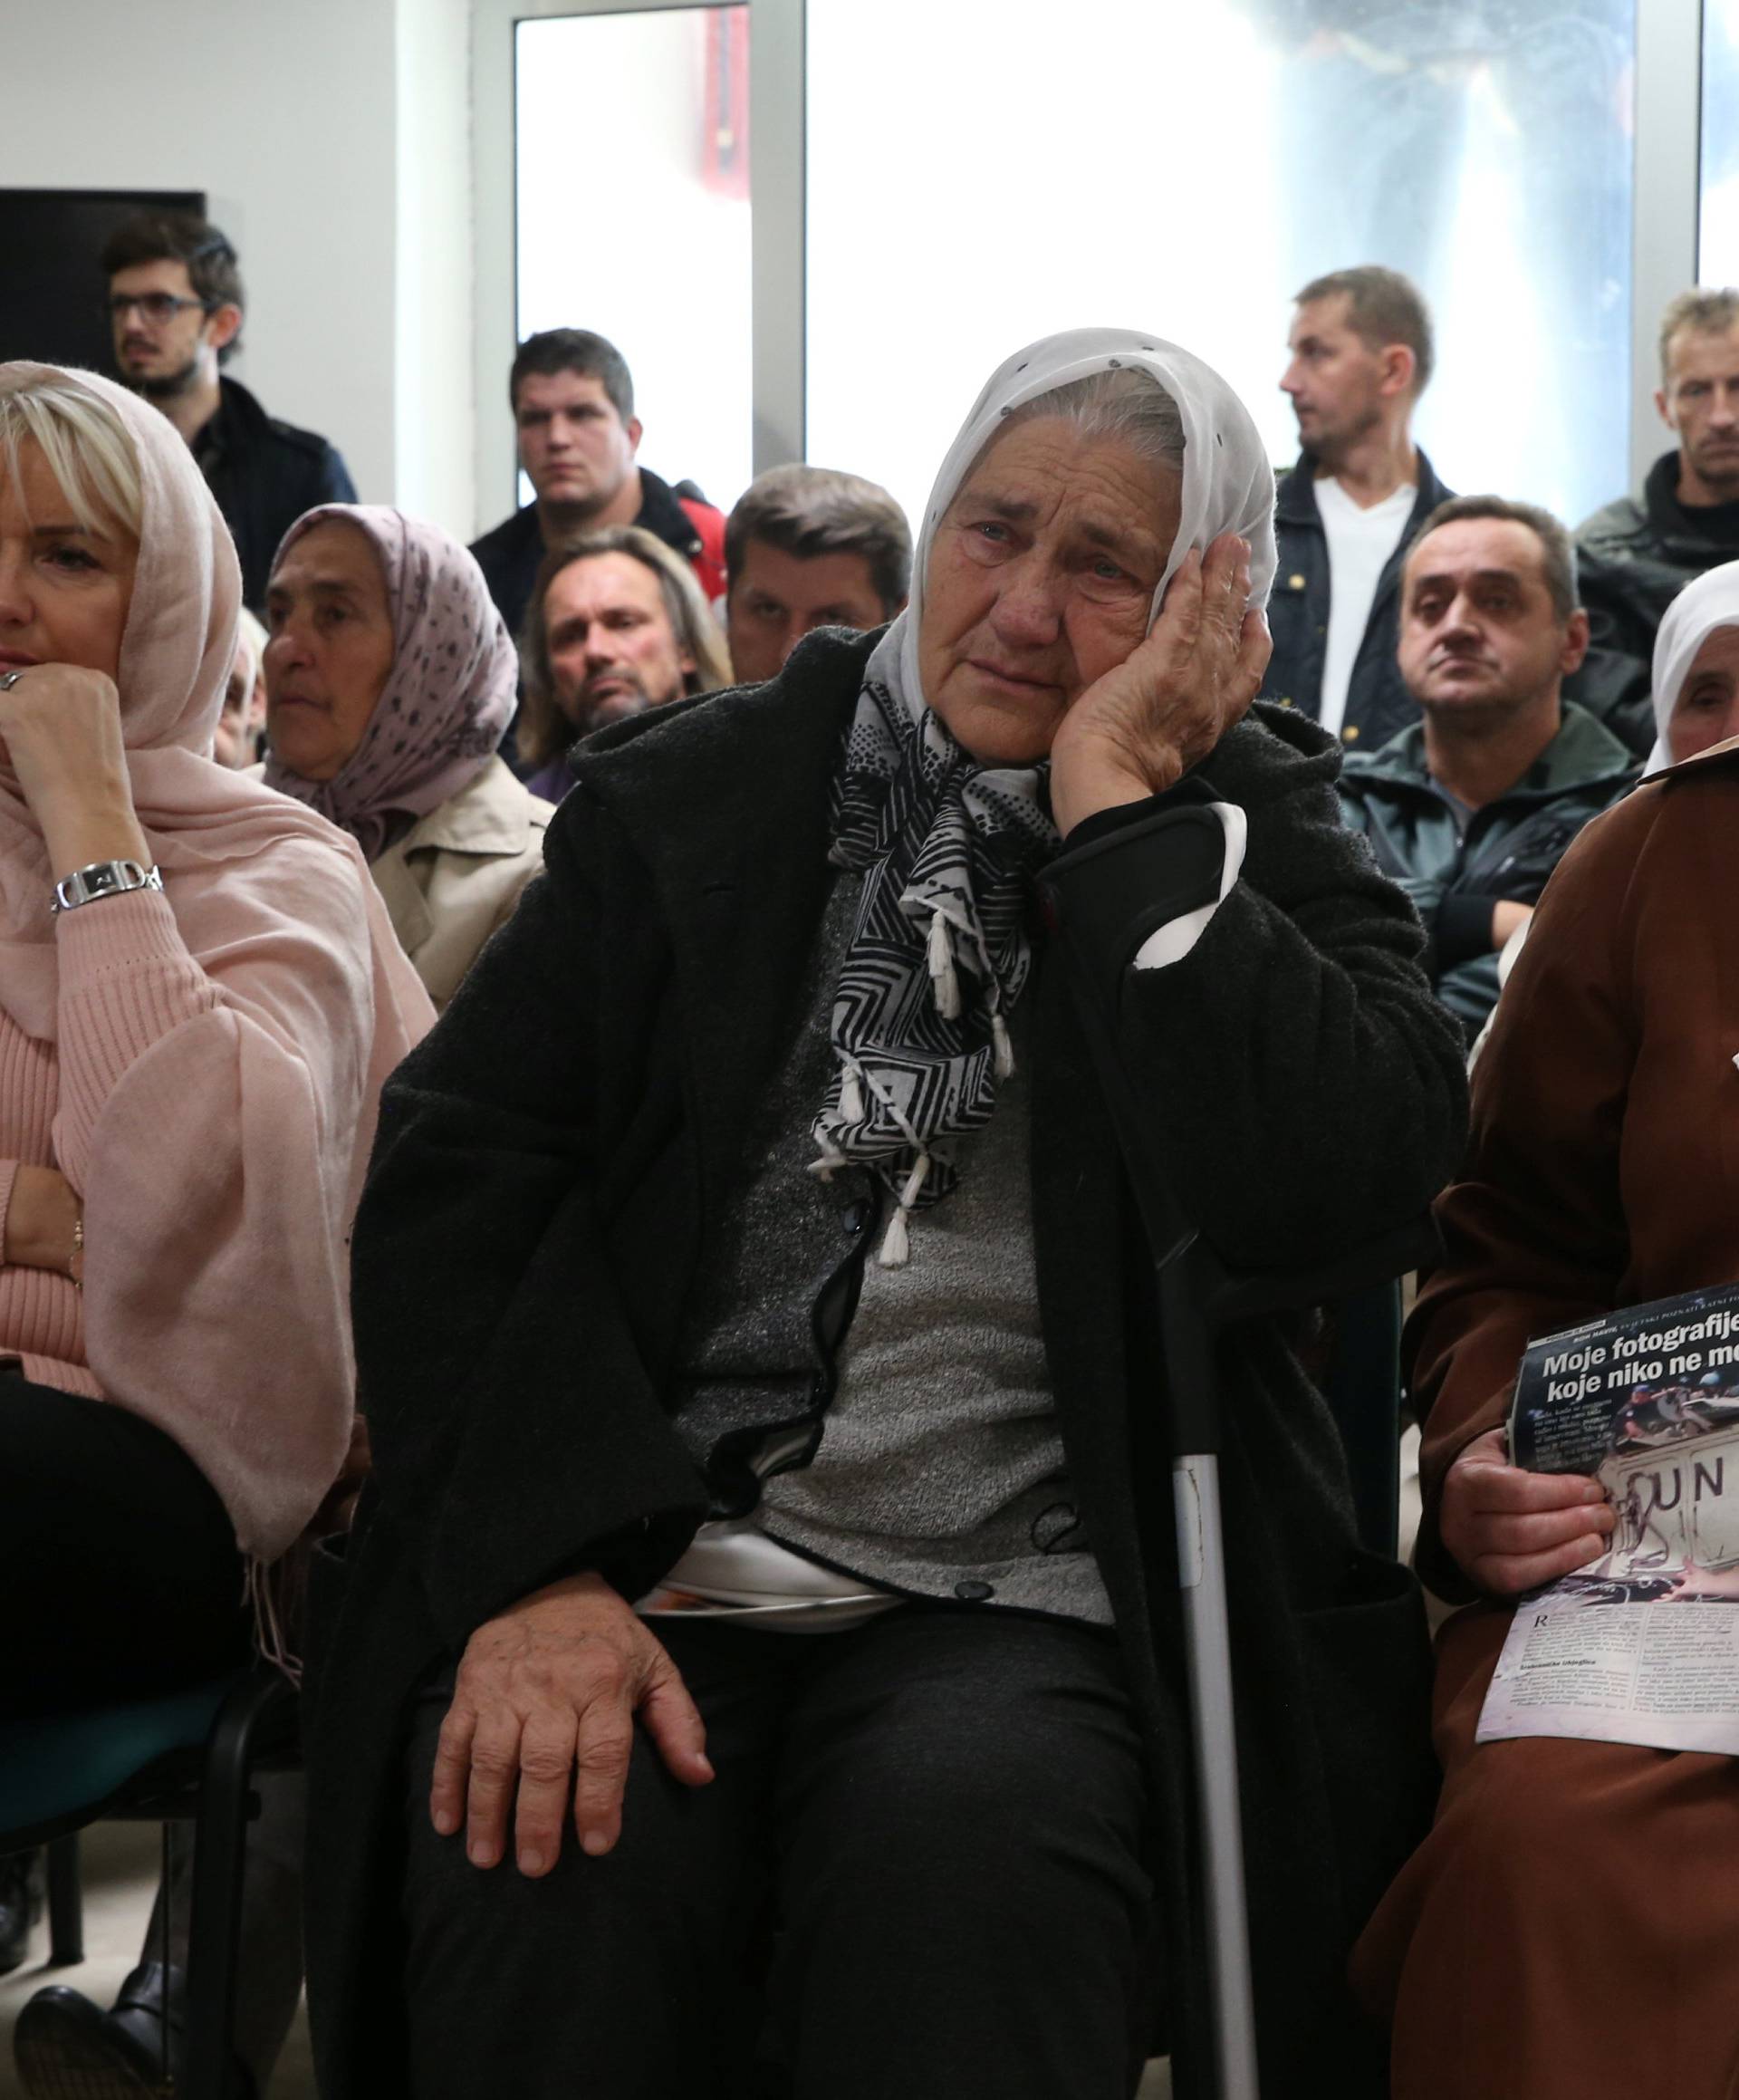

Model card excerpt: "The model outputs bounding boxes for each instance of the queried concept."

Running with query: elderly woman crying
[307,332,1466,2100]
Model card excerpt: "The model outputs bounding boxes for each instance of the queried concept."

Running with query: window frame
[474,0,1705,535]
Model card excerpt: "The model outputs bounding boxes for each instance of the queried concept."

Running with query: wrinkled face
[543,552,695,734]
[1667,625,1739,764]
[1658,326,1739,499]
[214,635,267,768]
[263,521,396,783]
[1280,296,1392,458]
[109,258,236,400]
[725,539,892,684]
[0,437,138,686]
[514,371,641,513]
[1398,518,1581,719]
[917,417,1179,766]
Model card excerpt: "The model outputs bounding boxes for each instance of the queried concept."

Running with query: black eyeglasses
[105,293,212,326]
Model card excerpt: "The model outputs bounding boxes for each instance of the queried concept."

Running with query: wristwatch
[51,859,164,916]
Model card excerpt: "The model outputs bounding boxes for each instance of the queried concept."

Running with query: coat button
[954,1580,994,1602]
[1342,725,1360,741]
[844,1200,870,1236]
[1288,573,1306,590]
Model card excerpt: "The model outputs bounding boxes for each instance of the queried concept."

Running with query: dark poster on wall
[0,188,207,374]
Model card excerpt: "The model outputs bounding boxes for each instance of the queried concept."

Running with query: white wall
[396,0,477,535]
[5,0,474,524]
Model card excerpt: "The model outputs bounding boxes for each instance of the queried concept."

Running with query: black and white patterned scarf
[812,626,1058,1266]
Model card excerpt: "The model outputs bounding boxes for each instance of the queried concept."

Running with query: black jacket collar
[1275,445,1451,532]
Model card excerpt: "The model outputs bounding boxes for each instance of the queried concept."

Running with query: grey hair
[1003,367,1186,477]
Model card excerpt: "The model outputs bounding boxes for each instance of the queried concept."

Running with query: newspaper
[1477,1282,1739,1755]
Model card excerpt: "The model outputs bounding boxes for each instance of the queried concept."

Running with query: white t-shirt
[1314,476,1417,740]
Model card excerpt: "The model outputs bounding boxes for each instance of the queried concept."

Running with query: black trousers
[1,1373,248,1710]
[400,1604,1158,2100]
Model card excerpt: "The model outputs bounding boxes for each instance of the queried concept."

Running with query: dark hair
[509,329,634,423]
[1295,265,1435,395]
[101,212,245,363]
[1408,494,1580,622]
[517,525,732,766]
[725,464,912,614]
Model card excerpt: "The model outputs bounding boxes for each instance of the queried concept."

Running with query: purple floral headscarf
[264,505,515,861]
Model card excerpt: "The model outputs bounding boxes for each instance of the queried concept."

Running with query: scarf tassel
[839,1058,866,1126]
[992,1010,1015,1081]
[877,1152,931,1269]
[927,909,963,1021]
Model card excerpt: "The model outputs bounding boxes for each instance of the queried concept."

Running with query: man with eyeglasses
[101,211,356,608]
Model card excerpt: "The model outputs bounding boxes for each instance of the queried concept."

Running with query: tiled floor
[0,1431,1423,2100]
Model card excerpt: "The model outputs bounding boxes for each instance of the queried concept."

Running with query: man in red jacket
[470,329,726,670]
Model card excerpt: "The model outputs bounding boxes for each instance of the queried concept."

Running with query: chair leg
[44,1834,82,1966]
[181,1668,296,2100]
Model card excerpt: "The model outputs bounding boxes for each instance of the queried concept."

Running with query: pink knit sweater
[0,893,200,1400]
[0,878,428,1562]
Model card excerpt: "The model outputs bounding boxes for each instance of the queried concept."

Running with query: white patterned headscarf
[812,329,1275,1265]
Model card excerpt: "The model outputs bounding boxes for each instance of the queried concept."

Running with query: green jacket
[1338,701,1638,1036]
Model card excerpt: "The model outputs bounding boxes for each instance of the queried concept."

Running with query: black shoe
[0,1849,43,1975]
[14,1978,170,2098]
[14,1963,255,2100]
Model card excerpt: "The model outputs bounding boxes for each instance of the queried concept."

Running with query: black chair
[0,1663,297,2100]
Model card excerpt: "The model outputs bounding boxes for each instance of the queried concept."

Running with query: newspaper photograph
[1477,1282,1739,1755]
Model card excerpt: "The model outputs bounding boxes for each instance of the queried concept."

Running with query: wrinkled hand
[1439,1426,1615,1594]
[431,1571,712,1877]
[0,664,149,876]
[1049,534,1271,837]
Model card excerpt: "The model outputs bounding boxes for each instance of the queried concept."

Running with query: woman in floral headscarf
[309,331,1465,2100]
[262,505,552,1008]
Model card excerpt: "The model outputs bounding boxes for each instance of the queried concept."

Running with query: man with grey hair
[1340,496,1638,1038]
[1271,265,1455,754]
[1577,288,1739,739]
[724,465,911,684]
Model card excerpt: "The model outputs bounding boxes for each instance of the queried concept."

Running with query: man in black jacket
[102,212,355,609]
[1340,496,1638,1039]
[1270,266,1453,756]
[469,329,727,653]
[1577,287,1739,729]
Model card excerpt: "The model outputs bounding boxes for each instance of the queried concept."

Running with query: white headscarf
[816,328,1276,1265]
[1646,560,1739,772]
[893,325,1277,702]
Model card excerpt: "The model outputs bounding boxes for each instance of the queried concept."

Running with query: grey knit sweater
[672,867,1110,1624]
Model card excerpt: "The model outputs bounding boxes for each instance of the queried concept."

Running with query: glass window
[806,2,1635,538]
[1702,1,1739,281]
[516,7,753,516]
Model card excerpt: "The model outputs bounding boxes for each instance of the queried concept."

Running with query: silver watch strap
[52,860,164,915]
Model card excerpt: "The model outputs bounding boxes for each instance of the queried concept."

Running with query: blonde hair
[0,372,145,542]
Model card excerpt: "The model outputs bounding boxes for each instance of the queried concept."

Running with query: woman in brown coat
[1351,580,1739,2097]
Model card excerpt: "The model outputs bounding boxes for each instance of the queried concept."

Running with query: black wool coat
[303,629,1468,2100]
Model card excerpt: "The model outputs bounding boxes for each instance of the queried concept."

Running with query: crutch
[1063,956,1437,2100]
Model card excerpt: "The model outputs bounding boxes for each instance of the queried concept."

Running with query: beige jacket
[366,757,552,1009]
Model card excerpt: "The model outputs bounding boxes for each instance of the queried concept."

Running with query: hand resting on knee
[429,1571,713,1878]
[1439,1426,1617,1594]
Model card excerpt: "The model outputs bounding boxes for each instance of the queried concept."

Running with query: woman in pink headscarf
[0,362,432,1718]
[261,506,552,1010]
